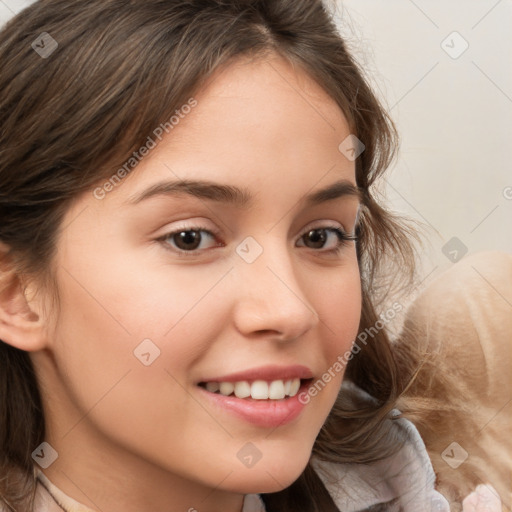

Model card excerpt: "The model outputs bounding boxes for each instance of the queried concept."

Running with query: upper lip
[198,364,314,383]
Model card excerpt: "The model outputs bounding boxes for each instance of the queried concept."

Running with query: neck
[41,423,245,512]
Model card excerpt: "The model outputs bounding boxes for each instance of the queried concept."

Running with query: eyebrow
[125,178,361,207]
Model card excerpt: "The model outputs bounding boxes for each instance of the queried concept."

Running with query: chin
[223,451,311,495]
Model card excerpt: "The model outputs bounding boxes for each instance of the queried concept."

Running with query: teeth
[251,380,269,400]
[234,381,251,398]
[204,378,302,400]
[268,380,285,399]
[219,382,234,396]
[206,382,220,393]
[289,378,300,397]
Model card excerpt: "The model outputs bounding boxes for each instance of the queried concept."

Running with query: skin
[24,53,361,512]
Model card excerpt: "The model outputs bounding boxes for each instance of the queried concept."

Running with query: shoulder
[311,413,449,511]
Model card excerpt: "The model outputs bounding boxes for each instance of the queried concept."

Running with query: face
[32,54,362,510]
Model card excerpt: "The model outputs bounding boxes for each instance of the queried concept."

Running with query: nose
[231,245,319,342]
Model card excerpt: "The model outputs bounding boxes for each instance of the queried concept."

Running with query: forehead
[170,53,350,146]
[89,52,356,211]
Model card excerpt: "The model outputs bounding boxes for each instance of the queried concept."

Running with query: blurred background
[332,0,512,288]
[2,0,511,290]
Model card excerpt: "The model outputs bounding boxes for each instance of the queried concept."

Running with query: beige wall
[332,0,512,284]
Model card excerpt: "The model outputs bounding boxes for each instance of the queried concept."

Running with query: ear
[0,243,48,351]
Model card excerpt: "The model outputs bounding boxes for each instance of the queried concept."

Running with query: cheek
[312,262,362,352]
[54,244,231,341]
[48,254,233,416]
[303,262,362,403]
[47,261,235,472]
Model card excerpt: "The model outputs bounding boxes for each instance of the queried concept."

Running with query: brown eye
[161,228,219,253]
[303,229,328,249]
[297,226,356,252]
[173,230,202,250]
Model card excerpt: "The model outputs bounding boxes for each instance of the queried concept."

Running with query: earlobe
[0,244,48,352]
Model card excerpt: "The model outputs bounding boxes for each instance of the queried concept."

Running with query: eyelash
[157,223,358,257]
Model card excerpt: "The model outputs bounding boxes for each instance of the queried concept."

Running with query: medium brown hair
[0,0,417,510]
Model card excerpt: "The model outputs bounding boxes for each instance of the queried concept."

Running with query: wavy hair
[0,1,418,510]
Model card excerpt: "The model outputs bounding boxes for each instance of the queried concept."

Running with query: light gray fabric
[311,415,450,511]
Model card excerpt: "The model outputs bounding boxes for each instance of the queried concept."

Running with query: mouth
[196,365,315,427]
[197,378,313,400]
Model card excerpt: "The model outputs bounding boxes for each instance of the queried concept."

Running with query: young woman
[0,1,504,511]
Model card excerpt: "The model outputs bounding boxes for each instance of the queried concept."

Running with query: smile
[199,378,302,400]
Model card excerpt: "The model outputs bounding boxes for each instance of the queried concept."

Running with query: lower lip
[197,381,311,428]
